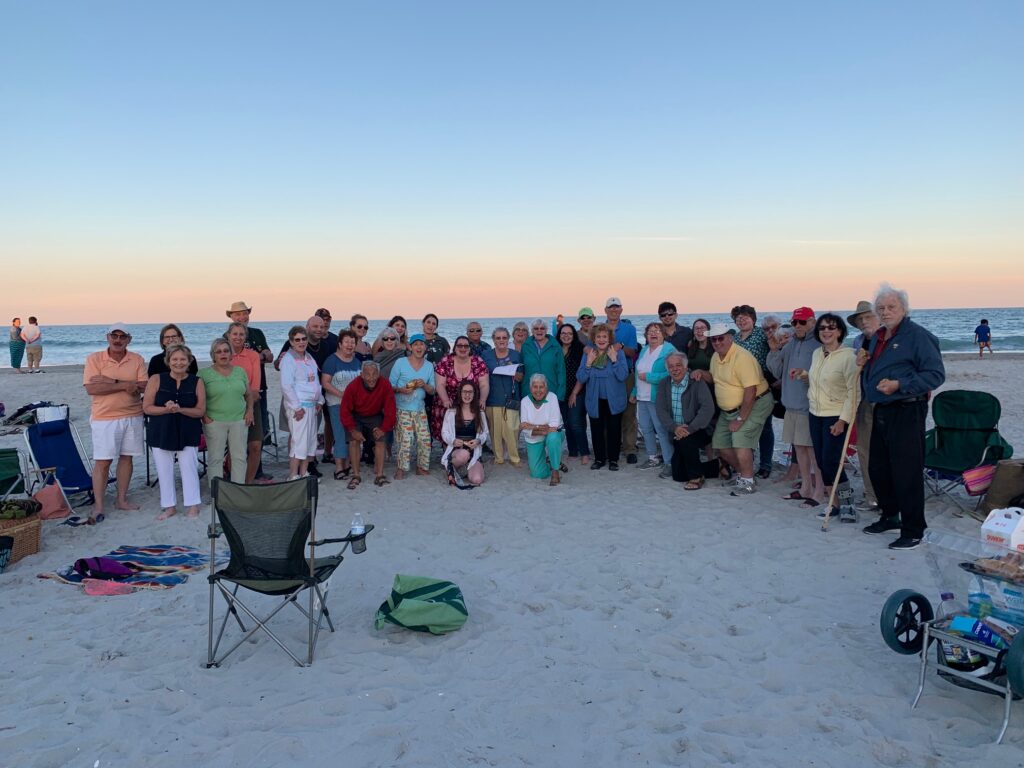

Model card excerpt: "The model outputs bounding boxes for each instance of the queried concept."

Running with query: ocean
[4,307,1022,367]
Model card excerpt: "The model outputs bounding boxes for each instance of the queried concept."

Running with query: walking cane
[821,390,860,533]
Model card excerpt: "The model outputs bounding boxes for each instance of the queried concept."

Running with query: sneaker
[658,465,673,479]
[608,461,619,471]
[626,454,638,465]
[888,536,922,551]
[816,506,837,520]
[730,479,756,496]
[590,461,606,471]
[639,457,662,470]
[721,476,741,488]
[862,517,901,535]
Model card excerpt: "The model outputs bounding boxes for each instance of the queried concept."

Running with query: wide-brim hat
[226,301,252,317]
[847,300,874,326]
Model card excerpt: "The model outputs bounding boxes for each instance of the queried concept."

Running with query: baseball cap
[706,322,732,338]
[577,307,595,319]
[315,308,332,319]
[605,297,622,308]
[408,334,427,345]
[791,307,815,322]
[107,322,131,336]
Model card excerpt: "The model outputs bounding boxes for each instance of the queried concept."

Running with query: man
[847,300,881,514]
[315,308,339,462]
[481,326,523,467]
[466,321,491,356]
[316,307,339,349]
[766,307,823,507]
[861,284,945,550]
[83,323,149,522]
[655,352,716,487]
[276,315,336,476]
[576,307,595,346]
[227,300,274,480]
[697,323,773,495]
[658,302,693,352]
[340,361,397,488]
[604,297,640,463]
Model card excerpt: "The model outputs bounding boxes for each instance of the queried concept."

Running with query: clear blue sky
[2,1,1021,321]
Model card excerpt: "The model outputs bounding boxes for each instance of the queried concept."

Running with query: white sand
[2,355,1023,766]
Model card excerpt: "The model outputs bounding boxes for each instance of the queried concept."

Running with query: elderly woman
[576,323,629,471]
[520,374,565,485]
[144,344,205,518]
[9,318,25,372]
[808,314,860,520]
[558,323,590,464]
[372,328,405,378]
[226,321,264,483]
[861,284,945,550]
[511,321,530,354]
[632,322,678,475]
[655,352,716,489]
[482,326,524,466]
[199,337,252,486]
[148,324,199,377]
[279,324,324,480]
[521,318,565,408]
[321,330,362,479]
[441,379,489,487]
[371,315,409,354]
[431,335,490,440]
[732,304,775,480]
[686,319,714,373]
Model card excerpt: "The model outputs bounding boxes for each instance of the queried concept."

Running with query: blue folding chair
[23,417,111,508]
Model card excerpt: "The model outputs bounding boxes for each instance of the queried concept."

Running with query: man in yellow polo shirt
[83,323,149,522]
[697,323,773,495]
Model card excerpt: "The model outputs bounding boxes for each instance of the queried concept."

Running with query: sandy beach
[2,354,1023,767]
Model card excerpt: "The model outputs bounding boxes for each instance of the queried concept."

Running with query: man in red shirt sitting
[340,361,397,489]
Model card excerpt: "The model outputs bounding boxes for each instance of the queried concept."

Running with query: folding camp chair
[262,412,279,462]
[924,390,1014,516]
[23,417,110,508]
[144,423,208,487]
[0,448,28,501]
[206,476,372,667]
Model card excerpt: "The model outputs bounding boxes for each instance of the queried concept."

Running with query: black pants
[671,430,712,482]
[589,399,622,464]
[869,400,928,538]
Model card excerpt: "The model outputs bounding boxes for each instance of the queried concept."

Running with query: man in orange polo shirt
[83,323,149,522]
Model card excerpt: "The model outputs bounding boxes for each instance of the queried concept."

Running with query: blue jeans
[636,400,673,464]
[326,404,349,460]
[559,399,590,457]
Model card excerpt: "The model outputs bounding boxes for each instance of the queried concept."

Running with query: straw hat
[846,300,874,327]
[226,301,252,318]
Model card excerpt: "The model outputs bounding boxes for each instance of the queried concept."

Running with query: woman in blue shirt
[576,323,628,471]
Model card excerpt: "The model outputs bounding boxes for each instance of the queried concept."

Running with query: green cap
[577,307,595,319]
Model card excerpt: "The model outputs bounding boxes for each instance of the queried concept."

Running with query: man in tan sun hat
[226,300,274,480]
[847,299,881,515]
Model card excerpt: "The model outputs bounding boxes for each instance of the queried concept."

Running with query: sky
[1,1,1022,323]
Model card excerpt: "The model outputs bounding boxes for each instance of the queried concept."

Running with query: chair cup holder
[348,523,373,554]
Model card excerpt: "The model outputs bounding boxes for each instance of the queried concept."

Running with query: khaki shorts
[712,393,773,450]
[782,410,813,446]
[25,345,42,365]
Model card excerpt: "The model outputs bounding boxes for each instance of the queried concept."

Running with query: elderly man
[655,352,716,488]
[340,361,397,489]
[847,300,881,514]
[604,297,640,463]
[696,323,773,495]
[766,307,823,506]
[83,323,149,522]
[658,302,693,352]
[227,300,274,480]
[466,321,491,356]
[861,284,945,550]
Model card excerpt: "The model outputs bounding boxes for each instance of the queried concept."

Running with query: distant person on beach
[481,327,523,467]
[441,379,489,487]
[656,351,716,490]
[732,304,774,480]
[974,319,993,357]
[390,334,435,479]
[511,321,529,353]
[576,322,629,471]
[466,321,491,356]
[700,322,773,496]
[658,301,693,352]
[9,317,25,372]
[861,284,945,551]
[520,374,565,485]
[279,325,323,480]
[147,324,199,377]
[83,323,149,522]
[847,300,881,514]
[226,322,264,483]
[226,300,273,481]
[604,297,640,464]
[340,360,396,489]
[199,337,252,487]
[576,308,595,346]
[21,316,43,372]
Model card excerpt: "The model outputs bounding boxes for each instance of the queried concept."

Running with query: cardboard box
[981,507,1024,552]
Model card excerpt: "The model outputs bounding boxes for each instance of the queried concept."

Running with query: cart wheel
[1007,634,1024,696]
[880,589,933,655]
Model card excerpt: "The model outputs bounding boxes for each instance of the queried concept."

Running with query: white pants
[287,408,318,460]
[151,446,202,508]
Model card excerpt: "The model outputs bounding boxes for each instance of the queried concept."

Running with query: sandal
[781,491,805,501]
[374,475,390,487]
[800,498,821,508]
[559,462,569,473]
[347,476,362,490]
[334,467,351,480]
[684,478,704,491]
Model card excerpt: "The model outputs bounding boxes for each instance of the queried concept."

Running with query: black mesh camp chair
[206,476,372,667]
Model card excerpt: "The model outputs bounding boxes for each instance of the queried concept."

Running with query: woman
[686,319,713,373]
[421,313,450,364]
[558,323,590,464]
[521,319,565,409]
[373,329,406,380]
[371,315,409,354]
[431,335,490,440]
[148,324,199,377]
[576,323,629,471]
[482,327,523,467]
[511,322,529,354]
[198,338,252,487]
[321,330,362,479]
[390,334,435,479]
[143,344,205,519]
[632,322,677,474]
[441,380,489,487]
[20,317,43,372]
[280,325,324,479]
[520,374,565,485]
[349,314,373,360]
[655,352,716,489]
[732,304,774,480]
[807,313,859,519]
[226,322,264,483]
[9,318,25,373]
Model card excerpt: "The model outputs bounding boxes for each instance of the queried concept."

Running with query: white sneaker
[729,478,756,496]
[639,457,663,470]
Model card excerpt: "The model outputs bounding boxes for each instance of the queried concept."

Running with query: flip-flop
[61,516,88,527]
[684,479,704,491]
[800,499,821,508]
[86,513,106,525]
[781,491,805,501]
[347,476,362,490]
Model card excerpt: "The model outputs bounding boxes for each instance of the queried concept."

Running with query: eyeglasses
[354,324,368,330]
[162,335,181,342]
[109,333,129,340]
[659,311,676,318]
[792,319,811,326]
[710,335,728,343]
[818,324,838,331]
[292,336,308,342]
[454,343,470,349]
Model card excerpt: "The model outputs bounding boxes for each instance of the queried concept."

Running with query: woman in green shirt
[198,338,253,486]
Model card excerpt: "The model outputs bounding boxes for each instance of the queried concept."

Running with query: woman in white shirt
[441,379,490,487]
[631,322,677,475]
[279,325,324,480]
[520,373,565,485]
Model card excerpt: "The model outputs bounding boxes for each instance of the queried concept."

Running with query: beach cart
[880,528,1024,743]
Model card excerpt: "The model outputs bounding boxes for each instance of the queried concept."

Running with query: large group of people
[75,287,945,550]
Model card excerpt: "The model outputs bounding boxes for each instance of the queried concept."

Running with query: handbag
[963,464,997,496]
[375,574,468,634]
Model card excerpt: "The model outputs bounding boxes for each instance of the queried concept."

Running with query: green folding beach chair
[0,448,28,501]
[206,476,373,667]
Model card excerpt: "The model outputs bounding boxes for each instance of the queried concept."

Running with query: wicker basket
[0,513,41,565]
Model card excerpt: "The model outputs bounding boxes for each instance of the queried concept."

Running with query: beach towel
[39,545,228,591]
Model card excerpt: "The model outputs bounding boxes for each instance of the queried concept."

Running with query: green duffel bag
[374,574,468,635]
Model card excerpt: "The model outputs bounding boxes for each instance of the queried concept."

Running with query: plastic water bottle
[938,592,967,620]
[350,512,365,536]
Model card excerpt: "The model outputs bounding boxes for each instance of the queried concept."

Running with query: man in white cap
[604,297,640,463]
[697,322,773,495]
[82,323,149,522]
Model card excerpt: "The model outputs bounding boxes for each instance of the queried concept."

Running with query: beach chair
[924,390,1013,516]
[206,476,372,667]
[262,412,280,462]
[23,417,109,508]
[0,448,28,501]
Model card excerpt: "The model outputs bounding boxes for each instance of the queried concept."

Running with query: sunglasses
[578,315,593,320]
[710,335,728,343]
[792,319,811,326]
[109,333,130,340]
[659,311,676,318]
[468,328,482,333]
[818,324,838,331]
[354,324,368,330]
[455,343,470,349]
[382,336,398,341]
